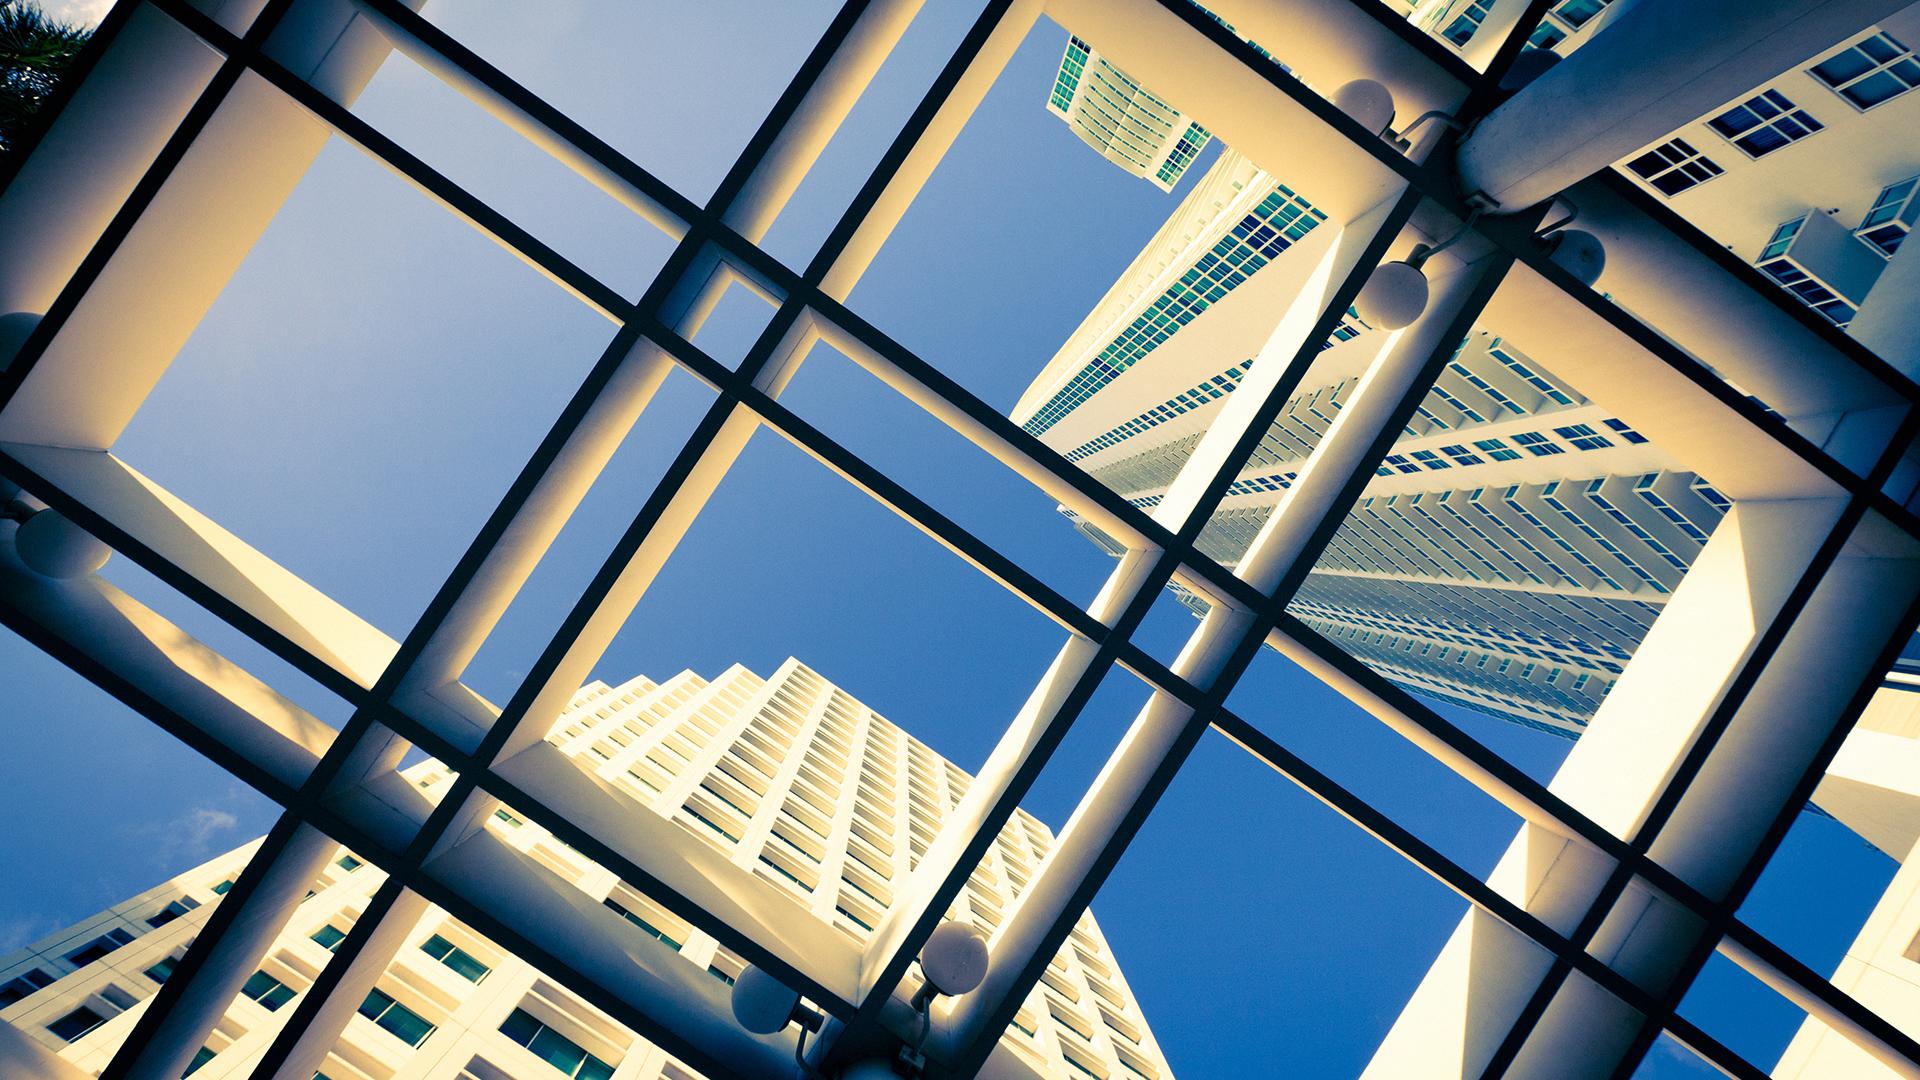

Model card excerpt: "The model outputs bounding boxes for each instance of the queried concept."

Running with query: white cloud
[126,803,245,871]
[0,914,58,953]
[31,0,116,29]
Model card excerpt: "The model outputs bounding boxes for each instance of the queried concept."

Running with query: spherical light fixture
[920,922,989,997]
[1353,259,1431,331]
[1545,228,1606,286]
[14,510,110,579]
[730,965,801,1035]
[1332,78,1395,136]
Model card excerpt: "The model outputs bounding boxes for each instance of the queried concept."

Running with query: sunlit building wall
[0,660,1171,1080]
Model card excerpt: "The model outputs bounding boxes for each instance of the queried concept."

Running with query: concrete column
[1365,504,1920,1078]
[721,0,925,244]
[938,210,1509,1064]
[107,824,337,1080]
[0,0,414,449]
[1457,0,1910,212]
[262,889,432,1080]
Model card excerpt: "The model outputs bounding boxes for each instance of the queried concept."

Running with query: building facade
[1022,6,1920,737]
[1046,33,1212,192]
[0,660,1171,1080]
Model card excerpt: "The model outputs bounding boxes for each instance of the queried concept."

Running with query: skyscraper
[0,659,1171,1080]
[1045,33,1213,192]
[1020,9,1920,736]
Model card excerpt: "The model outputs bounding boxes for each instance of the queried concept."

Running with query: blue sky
[0,2,1896,1076]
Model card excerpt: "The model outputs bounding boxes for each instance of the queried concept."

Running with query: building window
[67,928,136,967]
[357,989,435,1047]
[420,934,490,983]
[145,956,181,984]
[147,898,200,928]
[1624,138,1724,196]
[335,854,362,872]
[603,898,683,951]
[183,1046,216,1076]
[240,970,296,1011]
[1707,89,1823,157]
[1858,176,1919,256]
[0,968,55,1007]
[1756,217,1859,326]
[1549,0,1611,29]
[310,924,347,952]
[1439,0,1494,47]
[1810,33,1920,109]
[500,1007,619,1080]
[46,1005,108,1042]
[209,880,233,895]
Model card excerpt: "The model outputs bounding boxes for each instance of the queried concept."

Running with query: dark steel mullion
[1476,209,1920,537]
[1342,0,1486,85]
[98,812,312,1080]
[942,239,1516,1078]
[348,0,701,224]
[629,315,1110,642]
[0,0,151,193]
[1149,0,1438,192]
[803,0,1017,284]
[1478,423,1917,1079]
[244,875,410,1080]
[1467,0,1560,112]
[1605,565,1920,1076]
[1161,188,1426,553]
[1211,708,1771,1080]
[1208,705,1771,1080]
[1593,168,1920,406]
[0,447,374,709]
[0,0,292,406]
[828,554,1187,1051]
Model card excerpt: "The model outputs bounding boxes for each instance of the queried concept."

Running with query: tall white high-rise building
[0,659,1171,1080]
[1045,33,1213,192]
[1020,9,1920,736]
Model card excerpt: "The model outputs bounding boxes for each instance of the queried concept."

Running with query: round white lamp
[730,965,801,1035]
[1546,228,1606,286]
[920,922,989,997]
[15,510,110,579]
[1332,79,1395,136]
[1353,259,1431,331]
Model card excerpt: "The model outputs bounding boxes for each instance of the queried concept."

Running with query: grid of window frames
[1706,88,1824,157]
[1022,184,1327,435]
[0,2,1914,1079]
[1755,216,1860,326]
[1623,137,1723,196]
[1858,175,1919,257]
[1809,32,1920,110]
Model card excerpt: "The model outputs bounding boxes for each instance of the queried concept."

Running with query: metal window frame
[0,0,1914,1078]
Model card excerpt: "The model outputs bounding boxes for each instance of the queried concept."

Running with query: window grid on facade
[1809,32,1920,110]
[1706,88,1824,157]
[1623,137,1724,196]
[0,3,1913,1080]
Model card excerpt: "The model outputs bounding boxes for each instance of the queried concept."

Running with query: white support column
[262,888,432,1080]
[109,824,337,1080]
[1557,177,1904,466]
[1365,504,1920,1078]
[1457,0,1911,212]
[0,0,413,449]
[936,207,1509,1061]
